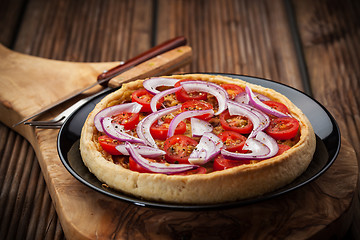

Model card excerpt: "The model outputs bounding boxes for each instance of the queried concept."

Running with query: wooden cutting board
[0,44,358,239]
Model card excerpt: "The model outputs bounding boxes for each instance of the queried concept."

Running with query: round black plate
[57,74,340,210]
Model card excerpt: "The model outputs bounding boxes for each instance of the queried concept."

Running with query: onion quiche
[80,74,316,204]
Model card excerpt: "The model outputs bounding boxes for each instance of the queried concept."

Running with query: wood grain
[0,0,359,239]
[156,0,303,90]
[292,0,360,237]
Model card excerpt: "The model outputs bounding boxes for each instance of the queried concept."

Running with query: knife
[14,36,188,127]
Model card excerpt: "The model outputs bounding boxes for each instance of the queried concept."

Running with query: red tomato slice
[150,119,186,140]
[213,155,254,171]
[174,79,208,102]
[173,167,207,175]
[181,100,213,121]
[275,144,291,156]
[219,110,253,134]
[131,89,163,112]
[98,135,121,155]
[263,101,289,115]
[112,112,139,130]
[265,117,299,140]
[218,131,247,152]
[221,84,244,99]
[163,135,198,164]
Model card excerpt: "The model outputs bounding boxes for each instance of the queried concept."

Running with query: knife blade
[14,36,187,127]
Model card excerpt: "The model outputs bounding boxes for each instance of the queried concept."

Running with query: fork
[24,88,109,129]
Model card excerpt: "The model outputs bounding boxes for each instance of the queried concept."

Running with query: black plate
[57,74,341,210]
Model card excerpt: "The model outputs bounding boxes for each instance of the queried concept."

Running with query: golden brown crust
[80,74,316,204]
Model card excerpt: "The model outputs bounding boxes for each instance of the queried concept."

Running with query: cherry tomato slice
[219,110,253,134]
[265,117,299,140]
[181,100,214,121]
[174,79,208,102]
[275,144,291,156]
[112,112,139,130]
[263,101,289,115]
[150,119,186,140]
[218,131,247,152]
[98,135,121,155]
[213,155,254,171]
[221,84,244,99]
[131,89,164,112]
[163,135,198,164]
[173,167,207,175]
[129,157,166,173]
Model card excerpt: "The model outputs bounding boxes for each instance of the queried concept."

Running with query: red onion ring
[227,100,269,139]
[167,109,214,138]
[245,86,289,118]
[150,86,182,112]
[125,142,198,174]
[143,77,180,94]
[188,132,223,165]
[234,91,270,104]
[94,102,142,132]
[253,131,278,158]
[115,144,165,157]
[221,138,270,160]
[136,105,182,148]
[180,80,229,115]
[191,118,213,137]
[221,131,278,160]
[101,117,145,144]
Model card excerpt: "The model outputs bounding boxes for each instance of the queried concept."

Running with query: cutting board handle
[0,43,191,141]
[97,36,187,86]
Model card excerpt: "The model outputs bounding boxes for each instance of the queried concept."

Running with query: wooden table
[1,0,359,239]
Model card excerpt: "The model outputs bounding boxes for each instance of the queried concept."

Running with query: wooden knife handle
[97,36,187,86]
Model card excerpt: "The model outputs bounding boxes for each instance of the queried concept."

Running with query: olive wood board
[0,44,358,239]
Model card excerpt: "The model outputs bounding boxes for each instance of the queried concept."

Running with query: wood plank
[156,0,304,90]
[292,0,360,154]
[14,0,153,62]
[292,0,360,238]
[0,123,65,240]
[0,0,358,239]
[0,0,27,47]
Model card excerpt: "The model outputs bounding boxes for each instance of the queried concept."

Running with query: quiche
[80,74,316,204]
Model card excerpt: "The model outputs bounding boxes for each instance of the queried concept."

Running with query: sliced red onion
[94,102,142,132]
[125,142,198,174]
[227,100,269,139]
[101,117,145,144]
[143,77,180,94]
[150,86,182,112]
[221,131,279,160]
[180,81,229,115]
[191,118,213,137]
[245,86,290,118]
[254,131,278,158]
[234,91,270,104]
[167,109,214,138]
[115,144,165,158]
[136,105,182,148]
[188,133,223,165]
[221,138,270,160]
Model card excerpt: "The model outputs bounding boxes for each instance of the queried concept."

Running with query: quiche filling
[93,77,300,175]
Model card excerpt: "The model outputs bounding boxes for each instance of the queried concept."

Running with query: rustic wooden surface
[0,0,359,239]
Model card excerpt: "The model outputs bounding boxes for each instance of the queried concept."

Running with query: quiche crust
[80,74,316,204]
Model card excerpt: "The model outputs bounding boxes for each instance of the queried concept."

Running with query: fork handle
[97,36,187,86]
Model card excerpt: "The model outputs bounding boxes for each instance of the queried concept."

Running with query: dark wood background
[0,0,359,239]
